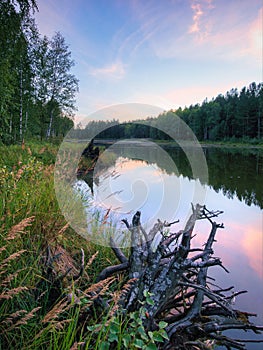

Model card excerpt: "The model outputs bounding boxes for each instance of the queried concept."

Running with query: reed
[0,142,122,350]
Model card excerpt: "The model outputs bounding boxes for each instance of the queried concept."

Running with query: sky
[34,0,263,123]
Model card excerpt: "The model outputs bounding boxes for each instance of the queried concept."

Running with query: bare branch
[109,237,128,264]
[96,262,129,282]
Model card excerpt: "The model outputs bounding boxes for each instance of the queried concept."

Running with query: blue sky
[35,0,262,123]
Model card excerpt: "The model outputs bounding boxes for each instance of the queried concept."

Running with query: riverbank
[1,141,262,349]
[92,138,263,150]
[154,138,263,149]
[0,142,115,350]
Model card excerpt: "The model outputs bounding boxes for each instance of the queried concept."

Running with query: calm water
[77,141,263,348]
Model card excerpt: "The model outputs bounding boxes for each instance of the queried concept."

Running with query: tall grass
[0,143,120,350]
[0,142,167,350]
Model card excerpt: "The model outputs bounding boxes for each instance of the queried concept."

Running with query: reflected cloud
[194,194,263,279]
[240,223,263,278]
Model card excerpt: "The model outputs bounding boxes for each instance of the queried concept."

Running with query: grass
[0,142,128,350]
[2,141,227,350]
[0,141,164,350]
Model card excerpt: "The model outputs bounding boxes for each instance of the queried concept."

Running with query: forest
[74,82,263,143]
[1,2,263,349]
[0,0,77,144]
[1,1,262,146]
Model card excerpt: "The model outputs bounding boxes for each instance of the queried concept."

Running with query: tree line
[1,1,261,145]
[0,0,78,144]
[74,82,263,143]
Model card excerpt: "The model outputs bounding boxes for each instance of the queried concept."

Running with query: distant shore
[90,138,263,150]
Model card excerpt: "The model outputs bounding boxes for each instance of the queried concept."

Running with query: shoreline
[91,138,263,150]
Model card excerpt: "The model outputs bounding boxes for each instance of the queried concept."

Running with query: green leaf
[143,290,149,297]
[146,297,155,306]
[158,321,168,329]
[138,326,149,341]
[109,322,119,334]
[134,339,145,348]
[87,324,100,332]
[122,334,131,348]
[130,321,138,328]
[148,331,153,340]
[159,329,169,340]
[108,332,118,343]
[143,290,154,297]
[99,341,110,350]
[152,331,164,342]
[145,343,158,350]
[129,312,136,319]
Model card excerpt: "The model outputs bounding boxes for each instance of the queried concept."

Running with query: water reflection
[83,143,263,208]
[203,147,263,209]
[77,143,263,347]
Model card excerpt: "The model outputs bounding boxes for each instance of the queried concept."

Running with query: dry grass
[1,249,27,265]
[45,244,80,282]
[109,278,138,317]
[0,272,19,287]
[0,286,29,300]
[6,216,35,240]
[85,251,99,270]
[82,276,116,298]
[4,307,41,332]
[42,298,70,324]
[70,341,85,350]
[1,310,27,325]
[0,143,125,349]
[0,246,6,254]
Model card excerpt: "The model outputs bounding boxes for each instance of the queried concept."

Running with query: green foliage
[0,1,77,144]
[0,143,120,350]
[83,291,169,350]
[84,310,168,350]
[71,82,263,144]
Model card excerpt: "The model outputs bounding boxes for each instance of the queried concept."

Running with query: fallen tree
[40,204,263,349]
[96,204,263,349]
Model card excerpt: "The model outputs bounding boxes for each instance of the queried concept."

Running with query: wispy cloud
[35,0,262,119]
[189,1,204,34]
[188,0,215,38]
[120,0,261,64]
[89,61,126,80]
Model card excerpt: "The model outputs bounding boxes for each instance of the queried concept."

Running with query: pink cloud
[128,0,261,64]
[187,4,263,61]
[189,1,204,34]
[214,219,263,279]
[192,215,263,279]
[240,224,263,278]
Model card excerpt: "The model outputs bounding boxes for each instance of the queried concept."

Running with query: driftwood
[98,204,263,349]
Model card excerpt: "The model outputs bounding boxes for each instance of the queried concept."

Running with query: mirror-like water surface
[77,142,263,348]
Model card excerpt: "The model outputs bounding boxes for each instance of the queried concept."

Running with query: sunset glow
[34,0,262,122]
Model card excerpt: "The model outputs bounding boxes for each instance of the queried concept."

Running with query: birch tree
[45,32,79,138]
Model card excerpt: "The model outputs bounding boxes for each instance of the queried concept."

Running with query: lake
[76,140,263,348]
